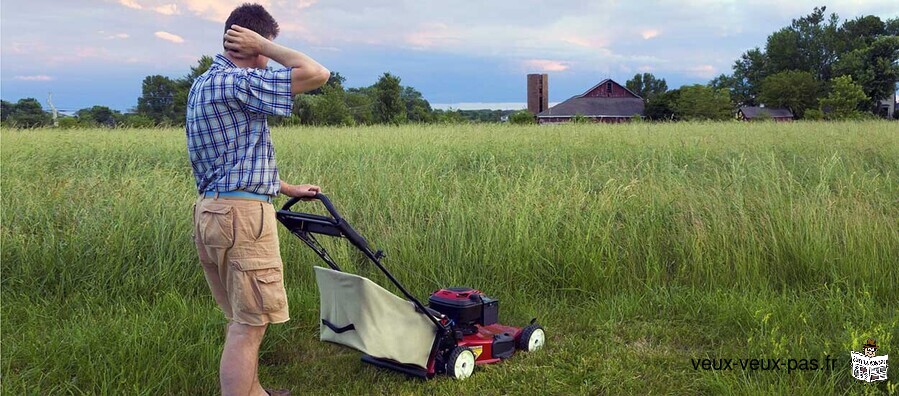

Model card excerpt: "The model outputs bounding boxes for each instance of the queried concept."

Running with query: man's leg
[221,322,268,396]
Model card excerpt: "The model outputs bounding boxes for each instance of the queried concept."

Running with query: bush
[569,114,591,124]
[509,110,535,125]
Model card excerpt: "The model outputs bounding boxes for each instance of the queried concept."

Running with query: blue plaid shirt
[186,54,293,196]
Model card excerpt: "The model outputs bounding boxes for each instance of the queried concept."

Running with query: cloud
[154,4,178,15]
[405,23,461,49]
[183,0,271,22]
[104,33,130,40]
[118,0,142,10]
[15,75,54,81]
[155,31,185,43]
[641,29,660,40]
[524,59,570,72]
[687,64,717,78]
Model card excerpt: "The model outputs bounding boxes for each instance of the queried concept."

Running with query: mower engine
[428,287,498,329]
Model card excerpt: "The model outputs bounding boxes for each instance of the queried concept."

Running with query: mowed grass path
[2,122,897,395]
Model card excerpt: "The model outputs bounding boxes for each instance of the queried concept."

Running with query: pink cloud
[524,59,570,72]
[155,31,185,43]
[405,23,459,49]
[641,29,660,40]
[154,4,178,15]
[118,0,142,10]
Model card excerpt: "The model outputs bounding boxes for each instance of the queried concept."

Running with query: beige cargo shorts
[193,195,289,326]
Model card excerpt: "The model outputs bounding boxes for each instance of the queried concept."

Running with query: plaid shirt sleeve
[234,67,294,116]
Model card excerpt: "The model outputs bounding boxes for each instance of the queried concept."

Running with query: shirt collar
[213,53,238,69]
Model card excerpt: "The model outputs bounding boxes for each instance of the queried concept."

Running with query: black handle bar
[282,193,342,220]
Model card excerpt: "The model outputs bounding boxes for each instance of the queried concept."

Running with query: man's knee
[227,321,268,343]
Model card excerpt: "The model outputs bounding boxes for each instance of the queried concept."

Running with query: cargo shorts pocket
[200,204,234,248]
[232,258,287,314]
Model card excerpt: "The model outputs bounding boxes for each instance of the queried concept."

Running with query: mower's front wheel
[446,346,476,380]
[517,324,546,352]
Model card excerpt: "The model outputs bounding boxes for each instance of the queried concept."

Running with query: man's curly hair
[225,3,280,40]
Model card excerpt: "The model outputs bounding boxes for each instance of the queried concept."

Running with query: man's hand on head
[224,24,270,59]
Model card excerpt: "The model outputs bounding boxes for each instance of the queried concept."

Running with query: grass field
[2,121,898,395]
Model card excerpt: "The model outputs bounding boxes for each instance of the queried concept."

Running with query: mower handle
[282,193,342,220]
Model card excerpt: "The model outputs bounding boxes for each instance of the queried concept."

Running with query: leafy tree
[818,75,869,119]
[833,35,899,112]
[6,98,50,128]
[345,90,374,125]
[766,6,840,81]
[1,100,13,122]
[401,86,434,123]
[508,110,535,125]
[373,72,406,124]
[644,89,681,121]
[713,48,768,106]
[625,73,668,101]
[173,56,214,123]
[836,15,885,53]
[307,72,346,95]
[137,75,177,124]
[674,85,733,121]
[119,113,156,128]
[292,94,323,125]
[758,70,819,118]
[315,84,354,126]
[76,106,121,127]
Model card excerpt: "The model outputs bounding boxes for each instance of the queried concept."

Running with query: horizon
[2,1,898,113]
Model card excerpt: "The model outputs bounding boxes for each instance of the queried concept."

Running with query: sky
[1,0,897,112]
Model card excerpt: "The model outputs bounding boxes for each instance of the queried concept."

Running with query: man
[186,4,330,395]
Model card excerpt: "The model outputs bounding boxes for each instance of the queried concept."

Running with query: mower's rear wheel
[446,346,476,380]
[517,324,546,352]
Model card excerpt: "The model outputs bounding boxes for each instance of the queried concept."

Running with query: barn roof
[536,96,645,118]
[739,106,793,119]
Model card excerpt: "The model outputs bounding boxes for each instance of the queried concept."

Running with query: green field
[2,121,897,395]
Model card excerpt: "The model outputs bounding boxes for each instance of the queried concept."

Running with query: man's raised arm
[225,24,330,95]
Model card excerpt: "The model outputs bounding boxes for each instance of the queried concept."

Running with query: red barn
[536,79,644,124]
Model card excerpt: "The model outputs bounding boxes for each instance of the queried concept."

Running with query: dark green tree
[713,47,768,106]
[345,90,374,125]
[315,84,354,126]
[6,98,50,128]
[307,71,346,95]
[137,75,177,124]
[401,86,434,123]
[758,70,820,118]
[644,89,681,121]
[833,35,899,112]
[173,55,214,124]
[76,106,122,127]
[766,6,840,81]
[1,100,13,122]
[508,110,535,125]
[625,73,668,101]
[373,72,406,124]
[819,75,869,119]
[674,85,733,121]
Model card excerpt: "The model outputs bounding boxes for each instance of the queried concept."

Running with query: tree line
[2,6,896,128]
[615,7,898,122]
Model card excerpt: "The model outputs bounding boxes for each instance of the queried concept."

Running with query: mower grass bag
[314,266,438,369]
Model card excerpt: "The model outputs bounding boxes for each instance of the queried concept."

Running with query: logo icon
[851,338,888,382]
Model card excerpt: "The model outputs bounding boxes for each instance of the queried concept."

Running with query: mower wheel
[517,324,546,352]
[446,346,476,380]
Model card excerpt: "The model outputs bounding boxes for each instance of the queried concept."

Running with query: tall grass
[2,121,897,394]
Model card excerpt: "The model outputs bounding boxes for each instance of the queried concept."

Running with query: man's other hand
[280,181,321,199]
[224,24,269,59]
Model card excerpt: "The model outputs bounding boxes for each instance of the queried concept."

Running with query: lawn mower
[276,193,545,379]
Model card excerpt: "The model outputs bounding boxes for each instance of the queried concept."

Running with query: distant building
[535,79,644,124]
[737,106,794,121]
[876,91,896,119]
[527,74,549,115]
